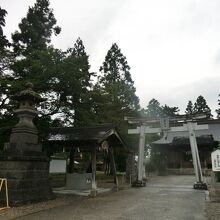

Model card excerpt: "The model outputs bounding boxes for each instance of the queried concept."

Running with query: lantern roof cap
[13,82,45,103]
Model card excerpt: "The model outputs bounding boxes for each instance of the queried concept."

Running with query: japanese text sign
[211,150,220,171]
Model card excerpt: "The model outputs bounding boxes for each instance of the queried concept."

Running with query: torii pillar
[128,124,161,186]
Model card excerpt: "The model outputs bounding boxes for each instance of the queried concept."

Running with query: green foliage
[214,172,220,182]
[60,38,95,126]
[0,2,96,148]
[114,148,127,172]
[0,7,14,116]
[7,1,95,128]
[0,114,18,150]
[0,7,10,48]
[0,7,12,147]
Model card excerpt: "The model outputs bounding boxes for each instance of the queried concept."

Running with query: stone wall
[0,155,53,205]
[66,173,92,190]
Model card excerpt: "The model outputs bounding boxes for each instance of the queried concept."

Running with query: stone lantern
[9,82,44,151]
[0,83,53,205]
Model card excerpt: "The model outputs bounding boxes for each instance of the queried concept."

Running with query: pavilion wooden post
[69,148,75,173]
[109,146,119,189]
[90,145,97,197]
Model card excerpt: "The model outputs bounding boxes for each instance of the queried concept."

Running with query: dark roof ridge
[50,123,118,131]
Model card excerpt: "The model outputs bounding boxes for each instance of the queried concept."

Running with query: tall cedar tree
[98,43,140,123]
[97,43,140,168]
[61,38,94,126]
[10,0,63,119]
[193,95,212,119]
[12,0,60,55]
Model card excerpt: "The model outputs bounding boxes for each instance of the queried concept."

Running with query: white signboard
[211,150,220,172]
[49,159,67,173]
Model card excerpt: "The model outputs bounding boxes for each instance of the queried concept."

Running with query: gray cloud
[2,0,220,118]
[140,77,220,116]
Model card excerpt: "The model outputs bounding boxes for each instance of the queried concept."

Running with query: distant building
[151,119,220,175]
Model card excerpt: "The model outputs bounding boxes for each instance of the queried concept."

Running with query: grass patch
[50,171,126,186]
[96,171,125,180]
[49,173,66,187]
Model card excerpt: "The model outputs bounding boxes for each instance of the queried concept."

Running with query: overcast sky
[2,0,220,116]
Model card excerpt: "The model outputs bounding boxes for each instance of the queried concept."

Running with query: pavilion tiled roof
[46,123,126,148]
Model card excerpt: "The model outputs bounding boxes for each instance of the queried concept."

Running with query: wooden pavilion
[45,124,126,196]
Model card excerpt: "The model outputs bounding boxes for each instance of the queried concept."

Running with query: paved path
[14,175,207,220]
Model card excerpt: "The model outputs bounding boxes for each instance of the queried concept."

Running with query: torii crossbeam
[125,115,211,189]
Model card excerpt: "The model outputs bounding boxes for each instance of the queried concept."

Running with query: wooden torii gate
[125,115,209,189]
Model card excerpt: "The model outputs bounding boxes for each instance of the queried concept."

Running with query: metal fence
[0,178,10,210]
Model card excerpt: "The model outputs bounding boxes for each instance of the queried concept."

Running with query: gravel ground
[205,201,220,220]
[0,175,220,220]
[0,194,85,220]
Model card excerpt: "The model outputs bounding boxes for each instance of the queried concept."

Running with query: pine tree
[193,95,212,118]
[98,43,140,123]
[145,99,161,118]
[185,100,193,117]
[161,104,179,117]
[144,99,179,118]
[215,95,220,119]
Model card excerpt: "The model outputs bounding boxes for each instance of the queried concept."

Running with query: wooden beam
[69,148,75,173]
[128,126,161,134]
[109,146,119,188]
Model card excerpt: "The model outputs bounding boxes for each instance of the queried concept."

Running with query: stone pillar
[137,125,145,182]
[0,83,53,205]
[126,153,136,184]
[90,146,97,197]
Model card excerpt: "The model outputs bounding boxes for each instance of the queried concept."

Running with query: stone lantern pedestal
[0,83,53,205]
